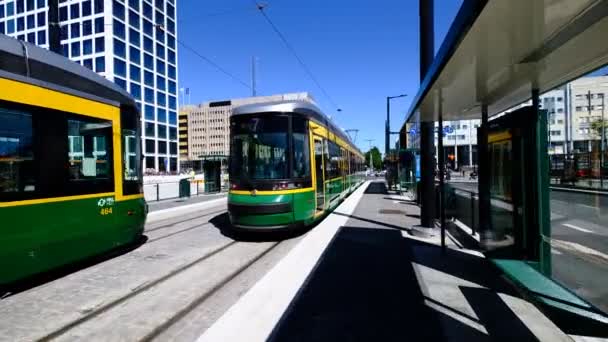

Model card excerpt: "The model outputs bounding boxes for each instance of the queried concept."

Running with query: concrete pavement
[200,181,570,341]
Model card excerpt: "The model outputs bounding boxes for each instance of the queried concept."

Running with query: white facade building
[0,0,179,173]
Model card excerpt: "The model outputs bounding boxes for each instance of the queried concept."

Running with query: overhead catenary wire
[253,2,340,111]
[176,37,253,91]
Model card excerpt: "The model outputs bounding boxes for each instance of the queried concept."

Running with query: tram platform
[198,180,570,341]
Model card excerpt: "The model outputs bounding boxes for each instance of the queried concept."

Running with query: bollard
[156,183,160,202]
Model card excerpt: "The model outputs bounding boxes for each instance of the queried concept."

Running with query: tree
[591,118,608,138]
[364,147,383,170]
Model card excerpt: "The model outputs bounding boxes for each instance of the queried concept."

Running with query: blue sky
[177,0,463,152]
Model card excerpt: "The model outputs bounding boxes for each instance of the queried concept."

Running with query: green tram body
[0,35,146,285]
[228,101,366,230]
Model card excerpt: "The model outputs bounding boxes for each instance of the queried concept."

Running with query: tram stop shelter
[400,0,608,337]
[198,155,228,193]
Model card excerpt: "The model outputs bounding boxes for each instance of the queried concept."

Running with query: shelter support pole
[419,0,436,228]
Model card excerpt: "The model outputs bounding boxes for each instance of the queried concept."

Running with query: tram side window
[0,109,35,195]
[327,141,341,179]
[292,117,310,179]
[122,106,142,195]
[67,118,112,183]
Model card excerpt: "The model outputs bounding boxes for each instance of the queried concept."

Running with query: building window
[144,105,154,121]
[143,19,153,36]
[144,87,154,103]
[157,92,166,106]
[82,20,92,36]
[6,2,14,16]
[95,17,104,33]
[95,57,105,72]
[156,60,165,74]
[114,39,126,57]
[82,0,91,16]
[130,83,141,100]
[17,17,25,31]
[37,30,45,45]
[158,141,167,154]
[130,64,141,82]
[576,106,583,112]
[156,75,165,91]
[113,0,125,20]
[94,0,103,13]
[129,10,139,28]
[127,46,140,65]
[37,11,45,26]
[157,108,166,122]
[143,2,152,19]
[113,20,125,39]
[168,80,176,94]
[83,39,93,55]
[169,96,176,110]
[26,14,34,29]
[114,58,126,77]
[95,36,104,53]
[158,124,167,139]
[145,139,155,153]
[129,28,140,45]
[71,42,80,57]
[144,53,154,70]
[70,3,79,19]
[145,122,155,137]
[144,71,154,87]
[83,58,93,70]
[129,0,139,11]
[169,127,177,140]
[168,65,176,79]
[143,36,153,53]
[169,111,177,125]
[114,77,126,90]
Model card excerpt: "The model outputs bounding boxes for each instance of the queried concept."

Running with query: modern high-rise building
[0,0,179,173]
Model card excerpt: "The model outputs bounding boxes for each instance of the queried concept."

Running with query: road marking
[562,223,594,234]
[551,249,563,255]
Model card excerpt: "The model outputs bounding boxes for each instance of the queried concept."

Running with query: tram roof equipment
[0,34,135,107]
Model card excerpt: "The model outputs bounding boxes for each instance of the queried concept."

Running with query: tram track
[144,208,227,233]
[139,241,282,342]
[37,240,284,342]
[37,241,238,342]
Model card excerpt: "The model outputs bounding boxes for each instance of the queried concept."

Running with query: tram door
[314,137,325,213]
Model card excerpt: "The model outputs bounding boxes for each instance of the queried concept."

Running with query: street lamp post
[366,139,375,172]
[386,94,407,156]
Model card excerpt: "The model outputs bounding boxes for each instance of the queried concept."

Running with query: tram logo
[97,197,115,207]
[251,189,257,197]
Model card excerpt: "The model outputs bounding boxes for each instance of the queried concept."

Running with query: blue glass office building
[0,0,179,172]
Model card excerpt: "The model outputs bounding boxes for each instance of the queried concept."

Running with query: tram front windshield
[231,115,289,182]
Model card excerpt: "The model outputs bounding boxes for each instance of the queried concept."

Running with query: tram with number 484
[228,101,366,230]
[0,35,146,286]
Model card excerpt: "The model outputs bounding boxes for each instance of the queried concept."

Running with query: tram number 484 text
[100,207,113,216]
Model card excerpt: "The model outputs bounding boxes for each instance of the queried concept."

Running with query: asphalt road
[446,181,608,314]
[0,200,306,341]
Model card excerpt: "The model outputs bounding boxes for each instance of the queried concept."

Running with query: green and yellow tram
[0,35,145,285]
[228,101,365,230]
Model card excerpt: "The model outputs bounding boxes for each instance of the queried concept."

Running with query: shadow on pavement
[1,235,148,299]
[209,213,312,242]
[268,227,537,341]
[364,181,388,194]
